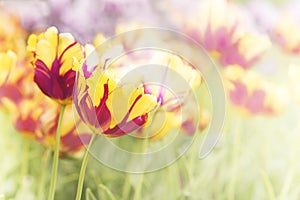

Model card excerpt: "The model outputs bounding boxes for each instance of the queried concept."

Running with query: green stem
[38,148,51,200]
[21,138,29,178]
[121,175,131,200]
[133,174,144,200]
[75,133,97,200]
[133,111,158,200]
[48,104,66,200]
[227,117,242,200]
[132,137,149,200]
[20,138,29,199]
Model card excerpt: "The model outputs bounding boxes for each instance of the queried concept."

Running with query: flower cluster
[179,1,271,69]
[224,65,288,116]
[0,22,90,155]
[10,98,91,154]
[0,0,294,158]
[1,0,300,199]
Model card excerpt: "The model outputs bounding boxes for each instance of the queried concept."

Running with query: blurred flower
[180,104,199,136]
[0,8,27,56]
[245,0,279,34]
[0,10,31,108]
[289,64,300,104]
[0,54,90,155]
[145,56,201,138]
[224,65,289,116]
[273,15,300,54]
[180,102,211,135]
[258,0,300,55]
[2,0,162,43]
[0,0,48,31]
[181,1,271,68]
[182,107,211,134]
[60,0,159,41]
[27,26,83,105]
[0,51,17,86]
[7,97,90,155]
[0,57,33,109]
[244,0,300,55]
[198,109,210,132]
[74,45,158,137]
[143,55,201,107]
[122,54,202,139]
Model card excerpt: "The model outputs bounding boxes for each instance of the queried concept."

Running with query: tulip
[27,26,83,105]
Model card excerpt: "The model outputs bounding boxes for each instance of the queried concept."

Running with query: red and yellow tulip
[27,26,84,104]
[74,45,158,137]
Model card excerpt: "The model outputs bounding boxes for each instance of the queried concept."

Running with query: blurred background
[1,0,300,199]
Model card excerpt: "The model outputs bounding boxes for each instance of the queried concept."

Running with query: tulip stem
[38,148,51,200]
[75,133,97,200]
[133,110,159,200]
[48,104,66,200]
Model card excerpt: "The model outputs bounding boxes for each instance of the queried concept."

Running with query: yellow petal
[0,50,17,85]
[128,94,157,121]
[149,111,181,140]
[59,42,83,75]
[44,26,58,49]
[238,34,271,61]
[29,27,62,70]
[107,85,134,127]
[35,39,55,68]
[88,71,117,107]
[57,33,74,56]
[27,34,38,52]
[93,33,107,47]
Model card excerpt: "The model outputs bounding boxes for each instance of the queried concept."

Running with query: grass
[1,98,300,199]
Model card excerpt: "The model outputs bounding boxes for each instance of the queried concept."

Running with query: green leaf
[86,188,97,200]
[97,184,117,200]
